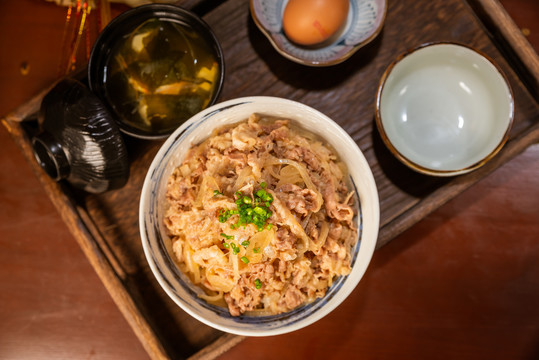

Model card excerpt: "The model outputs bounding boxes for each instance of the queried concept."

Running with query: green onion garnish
[240,256,249,264]
[217,185,274,231]
[254,278,262,289]
[253,206,265,215]
[221,233,234,240]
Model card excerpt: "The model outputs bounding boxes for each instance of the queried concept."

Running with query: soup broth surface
[105,18,220,135]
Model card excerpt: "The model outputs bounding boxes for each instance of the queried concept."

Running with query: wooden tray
[2,0,538,358]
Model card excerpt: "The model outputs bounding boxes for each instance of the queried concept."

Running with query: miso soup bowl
[140,96,380,336]
[376,42,514,176]
[88,4,225,139]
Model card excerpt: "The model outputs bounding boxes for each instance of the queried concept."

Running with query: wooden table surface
[1,0,538,359]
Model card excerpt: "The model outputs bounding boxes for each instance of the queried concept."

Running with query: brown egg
[282,0,350,46]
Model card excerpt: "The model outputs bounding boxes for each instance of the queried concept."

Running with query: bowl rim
[139,96,380,336]
[249,0,388,67]
[87,3,225,140]
[374,41,515,176]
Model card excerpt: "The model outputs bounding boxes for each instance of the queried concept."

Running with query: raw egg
[282,0,350,46]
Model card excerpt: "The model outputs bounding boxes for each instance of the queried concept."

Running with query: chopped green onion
[218,209,232,223]
[221,233,234,240]
[217,188,274,232]
[240,256,249,264]
[253,247,260,253]
[241,240,250,248]
[222,242,230,249]
[254,278,262,289]
[213,190,223,196]
[260,182,267,189]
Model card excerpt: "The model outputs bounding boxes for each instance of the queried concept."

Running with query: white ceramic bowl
[140,96,379,336]
[376,43,514,176]
[250,0,387,66]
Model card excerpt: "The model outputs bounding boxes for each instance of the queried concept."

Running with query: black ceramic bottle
[32,78,129,193]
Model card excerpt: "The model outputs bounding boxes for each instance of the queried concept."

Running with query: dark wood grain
[0,0,538,359]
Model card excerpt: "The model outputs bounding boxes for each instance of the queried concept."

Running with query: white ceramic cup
[376,42,514,176]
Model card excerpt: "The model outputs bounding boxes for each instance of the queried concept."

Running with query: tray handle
[467,0,539,100]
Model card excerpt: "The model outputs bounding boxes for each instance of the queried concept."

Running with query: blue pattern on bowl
[250,0,387,66]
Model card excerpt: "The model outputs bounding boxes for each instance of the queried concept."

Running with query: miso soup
[104,18,221,136]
